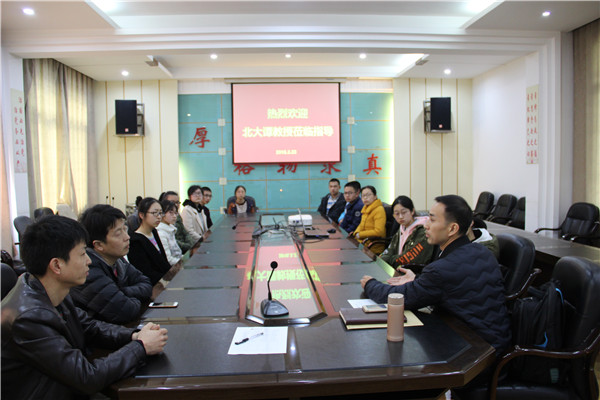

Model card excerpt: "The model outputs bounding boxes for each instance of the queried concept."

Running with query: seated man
[339,181,363,233]
[317,178,345,222]
[71,204,152,324]
[200,186,214,229]
[361,195,510,353]
[1,215,168,399]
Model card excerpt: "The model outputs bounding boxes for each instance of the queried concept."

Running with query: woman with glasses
[379,196,434,275]
[128,197,172,286]
[157,200,183,268]
[352,186,387,254]
[181,185,208,243]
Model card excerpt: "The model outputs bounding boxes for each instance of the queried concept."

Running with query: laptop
[297,208,330,238]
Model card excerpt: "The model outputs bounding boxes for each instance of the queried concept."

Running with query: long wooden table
[108,212,496,399]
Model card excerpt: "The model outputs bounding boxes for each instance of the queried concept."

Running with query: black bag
[510,280,570,384]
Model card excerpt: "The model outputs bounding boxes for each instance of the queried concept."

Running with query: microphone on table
[261,261,289,317]
[232,218,239,230]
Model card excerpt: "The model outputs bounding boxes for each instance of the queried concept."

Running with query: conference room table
[108,212,496,399]
[486,221,600,282]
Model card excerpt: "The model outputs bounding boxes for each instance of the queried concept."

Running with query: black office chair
[13,215,33,245]
[363,202,398,255]
[507,197,526,230]
[226,196,258,212]
[455,256,600,400]
[473,191,495,219]
[33,206,54,221]
[496,233,540,301]
[487,194,517,224]
[535,202,600,246]
[1,263,18,299]
[127,213,141,234]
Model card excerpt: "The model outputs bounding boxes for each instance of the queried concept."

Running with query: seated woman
[379,195,434,271]
[181,185,208,243]
[226,185,257,215]
[128,197,172,286]
[156,200,183,268]
[351,185,387,254]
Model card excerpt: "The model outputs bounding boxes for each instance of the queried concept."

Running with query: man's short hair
[21,215,89,277]
[344,181,361,193]
[434,194,473,235]
[201,186,212,193]
[79,205,126,247]
[329,178,340,186]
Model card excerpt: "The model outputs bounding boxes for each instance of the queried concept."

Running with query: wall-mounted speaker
[424,97,452,132]
[115,100,144,136]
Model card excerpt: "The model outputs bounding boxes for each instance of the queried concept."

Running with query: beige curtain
[23,59,97,216]
[1,115,14,253]
[573,19,600,205]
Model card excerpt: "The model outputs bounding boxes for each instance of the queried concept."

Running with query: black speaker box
[115,100,138,134]
[430,97,451,131]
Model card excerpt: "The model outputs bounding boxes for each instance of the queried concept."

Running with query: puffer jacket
[70,249,152,324]
[1,274,146,399]
[379,224,435,268]
[364,235,511,353]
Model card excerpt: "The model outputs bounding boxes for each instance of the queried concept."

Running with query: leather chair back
[507,197,526,230]
[33,207,54,221]
[13,215,33,244]
[127,213,141,234]
[473,191,494,218]
[560,202,599,238]
[552,256,600,399]
[497,233,535,298]
[1,263,18,299]
[488,194,517,224]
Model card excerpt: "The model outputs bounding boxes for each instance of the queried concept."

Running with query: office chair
[496,233,540,301]
[473,191,495,219]
[13,215,33,245]
[127,213,141,234]
[2,263,18,299]
[535,202,599,245]
[507,197,526,230]
[487,194,517,224]
[362,202,396,255]
[33,207,55,221]
[454,256,600,400]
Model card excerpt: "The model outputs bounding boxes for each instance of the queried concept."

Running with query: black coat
[1,274,145,399]
[70,249,152,324]
[364,235,511,353]
[317,193,346,222]
[128,230,171,285]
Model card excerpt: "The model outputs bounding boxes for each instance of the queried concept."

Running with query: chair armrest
[489,328,600,400]
[569,222,600,242]
[534,227,561,234]
[505,268,541,301]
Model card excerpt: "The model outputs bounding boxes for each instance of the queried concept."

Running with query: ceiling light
[210,54,218,60]
[444,69,452,75]
[91,0,117,13]
[22,7,35,15]
[121,70,129,77]
[359,53,367,59]
[542,11,551,17]
[285,54,292,59]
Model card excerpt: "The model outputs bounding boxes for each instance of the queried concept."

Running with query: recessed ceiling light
[359,53,367,59]
[22,7,35,15]
[444,68,452,75]
[285,54,292,59]
[542,11,551,17]
[121,70,129,77]
[210,54,218,60]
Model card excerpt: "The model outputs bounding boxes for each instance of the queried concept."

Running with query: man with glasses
[317,178,346,222]
[339,181,363,233]
[71,204,152,325]
[200,187,213,229]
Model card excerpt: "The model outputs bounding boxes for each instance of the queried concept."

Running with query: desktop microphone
[260,261,289,317]
[232,220,239,230]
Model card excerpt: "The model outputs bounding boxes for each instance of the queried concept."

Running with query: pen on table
[235,332,264,345]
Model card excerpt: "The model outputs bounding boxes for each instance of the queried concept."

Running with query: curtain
[1,116,14,253]
[573,19,600,205]
[23,59,97,216]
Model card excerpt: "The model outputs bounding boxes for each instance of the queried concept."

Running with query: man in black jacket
[339,181,363,233]
[1,215,168,399]
[361,195,510,353]
[317,178,346,222]
[71,204,152,324]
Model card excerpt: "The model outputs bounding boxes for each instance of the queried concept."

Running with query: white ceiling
[2,1,598,81]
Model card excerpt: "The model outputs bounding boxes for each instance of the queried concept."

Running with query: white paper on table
[228,326,288,355]
[347,298,377,308]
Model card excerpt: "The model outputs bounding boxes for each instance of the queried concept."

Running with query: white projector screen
[232,83,341,164]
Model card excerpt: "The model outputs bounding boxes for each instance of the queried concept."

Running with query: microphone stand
[261,261,289,317]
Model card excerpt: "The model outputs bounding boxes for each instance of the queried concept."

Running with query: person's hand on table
[390,266,416,286]
[134,322,168,355]
[360,275,373,288]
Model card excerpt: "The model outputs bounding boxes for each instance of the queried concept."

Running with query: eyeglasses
[361,192,374,198]
[344,191,357,196]
[203,193,212,198]
[192,191,202,197]
[166,210,178,216]
[148,210,164,217]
